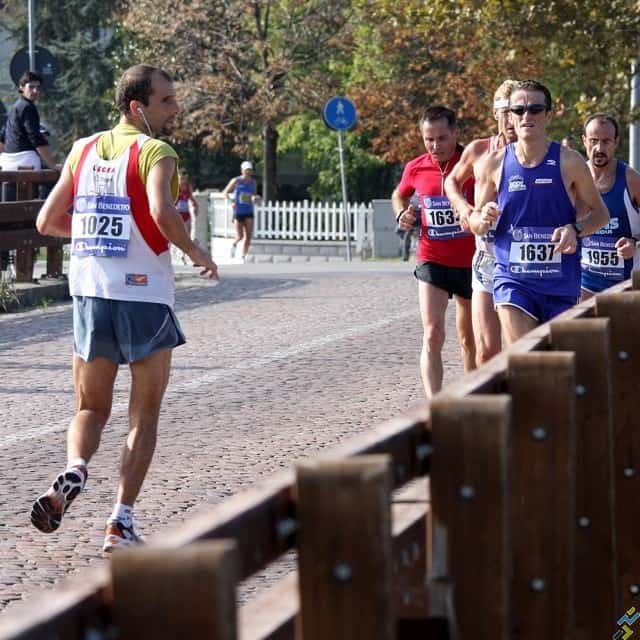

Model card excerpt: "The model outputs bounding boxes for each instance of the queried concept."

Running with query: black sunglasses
[510,104,547,116]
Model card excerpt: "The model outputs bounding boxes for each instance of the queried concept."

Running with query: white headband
[493,98,510,109]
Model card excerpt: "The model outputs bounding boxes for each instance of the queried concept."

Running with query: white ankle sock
[68,457,87,469]
[109,503,133,527]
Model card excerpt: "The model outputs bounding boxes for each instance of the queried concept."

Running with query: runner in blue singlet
[580,113,640,298]
[471,80,610,344]
[222,160,260,262]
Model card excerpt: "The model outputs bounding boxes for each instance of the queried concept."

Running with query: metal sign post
[631,58,640,171]
[28,0,36,71]
[323,96,357,262]
[336,129,352,261]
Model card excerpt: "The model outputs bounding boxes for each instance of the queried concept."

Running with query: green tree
[3,0,122,154]
[348,0,640,161]
[122,0,355,200]
[278,113,396,201]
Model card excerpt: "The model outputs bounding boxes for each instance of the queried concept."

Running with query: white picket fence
[209,193,374,253]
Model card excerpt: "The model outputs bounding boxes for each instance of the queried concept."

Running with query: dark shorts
[233,213,254,221]
[493,281,576,323]
[414,261,472,300]
[73,296,186,364]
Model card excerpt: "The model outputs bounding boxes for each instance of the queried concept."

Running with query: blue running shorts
[493,281,576,323]
[73,296,186,364]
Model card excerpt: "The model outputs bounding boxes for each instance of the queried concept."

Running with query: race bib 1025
[71,195,131,258]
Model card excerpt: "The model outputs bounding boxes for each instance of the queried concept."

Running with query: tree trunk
[262,124,279,202]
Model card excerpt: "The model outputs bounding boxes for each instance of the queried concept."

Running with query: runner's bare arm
[468,151,501,236]
[391,187,409,218]
[553,151,609,253]
[391,187,416,230]
[147,157,218,279]
[626,165,640,213]
[614,165,640,258]
[560,150,609,241]
[221,177,238,198]
[35,159,74,237]
[444,139,486,225]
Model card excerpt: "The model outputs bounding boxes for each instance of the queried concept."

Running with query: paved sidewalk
[0,260,465,614]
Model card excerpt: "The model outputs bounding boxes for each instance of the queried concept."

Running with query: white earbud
[136,106,153,138]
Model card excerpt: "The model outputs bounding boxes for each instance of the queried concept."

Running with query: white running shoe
[103,519,143,553]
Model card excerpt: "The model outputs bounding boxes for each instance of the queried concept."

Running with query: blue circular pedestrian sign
[323,96,357,131]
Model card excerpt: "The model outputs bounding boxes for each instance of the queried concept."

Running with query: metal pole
[28,0,36,71]
[631,58,640,170]
[337,129,352,262]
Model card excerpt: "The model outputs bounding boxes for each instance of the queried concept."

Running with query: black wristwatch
[395,209,405,223]
[571,221,585,237]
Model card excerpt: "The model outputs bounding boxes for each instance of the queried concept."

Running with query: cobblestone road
[0,260,465,615]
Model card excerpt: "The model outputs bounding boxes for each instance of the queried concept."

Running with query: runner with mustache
[579,113,640,299]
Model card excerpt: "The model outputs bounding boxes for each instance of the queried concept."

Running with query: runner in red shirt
[176,173,199,234]
[392,106,475,398]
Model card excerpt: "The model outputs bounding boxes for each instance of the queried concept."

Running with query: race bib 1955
[581,236,623,281]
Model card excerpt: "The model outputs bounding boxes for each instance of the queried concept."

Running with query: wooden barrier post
[45,246,64,278]
[110,540,238,640]
[595,292,640,608]
[549,319,618,637]
[14,175,35,283]
[632,269,640,290]
[429,395,511,640]
[507,352,576,639]
[296,456,394,640]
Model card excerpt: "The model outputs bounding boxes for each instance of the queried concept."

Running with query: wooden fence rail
[0,276,638,639]
[0,169,62,282]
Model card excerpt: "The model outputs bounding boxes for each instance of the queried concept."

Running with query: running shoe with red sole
[30,465,87,533]
[102,519,143,553]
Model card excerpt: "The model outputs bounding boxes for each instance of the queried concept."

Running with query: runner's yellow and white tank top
[69,133,175,306]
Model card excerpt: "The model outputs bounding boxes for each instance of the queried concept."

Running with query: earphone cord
[139,110,154,138]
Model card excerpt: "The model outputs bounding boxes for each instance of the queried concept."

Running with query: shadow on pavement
[0,277,307,352]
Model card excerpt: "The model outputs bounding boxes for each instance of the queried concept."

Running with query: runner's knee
[423,323,445,352]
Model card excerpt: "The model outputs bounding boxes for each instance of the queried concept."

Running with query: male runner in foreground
[471,80,609,343]
[32,64,218,552]
[445,79,518,364]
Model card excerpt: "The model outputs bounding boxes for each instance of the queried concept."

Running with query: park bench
[0,169,62,282]
[0,274,638,639]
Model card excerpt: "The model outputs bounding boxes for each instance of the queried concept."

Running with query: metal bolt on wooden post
[296,455,394,640]
[507,352,577,640]
[429,395,511,640]
[549,319,618,636]
[595,292,640,607]
[110,540,238,640]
